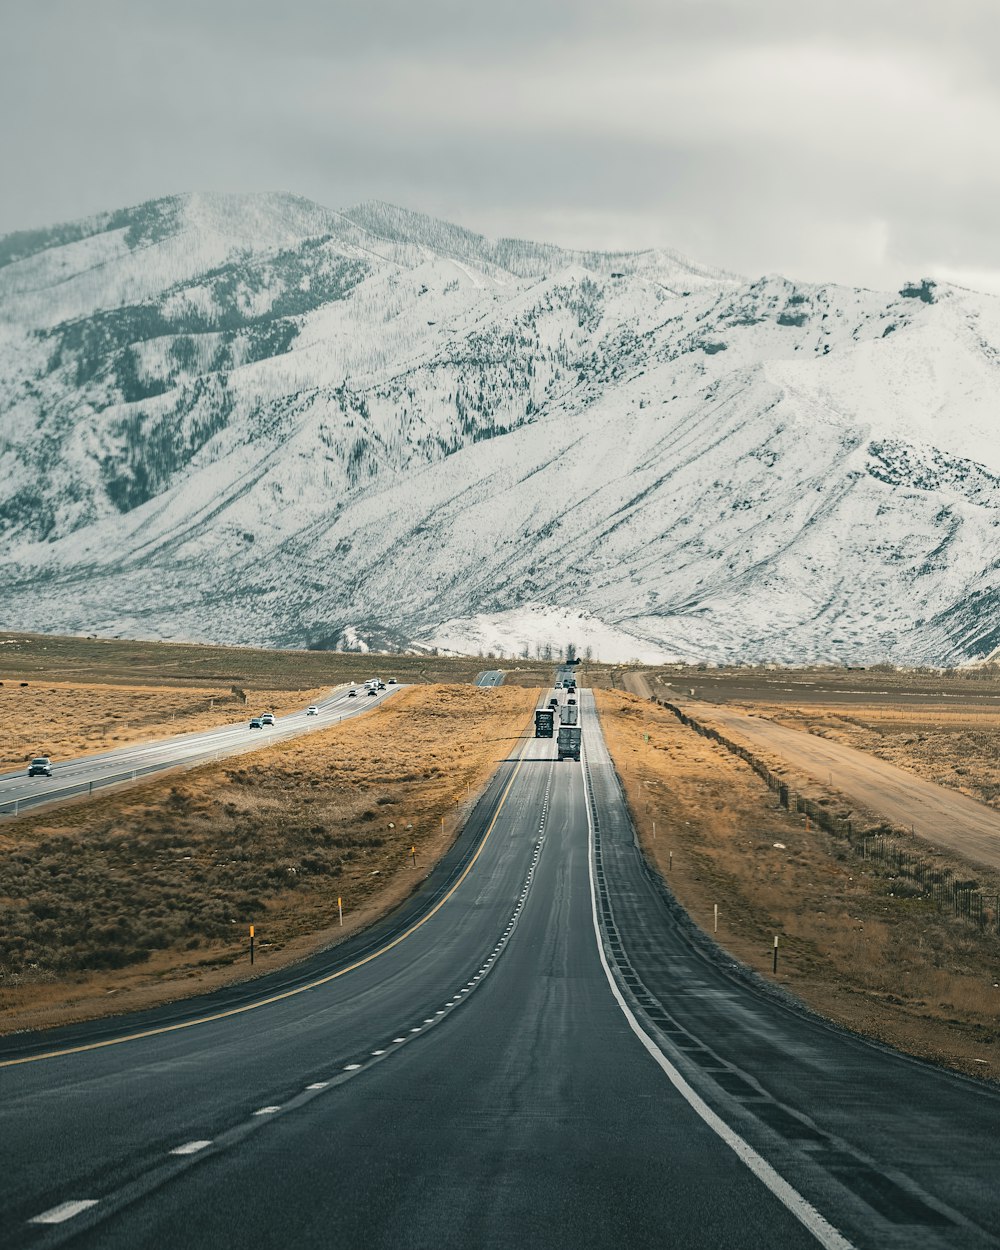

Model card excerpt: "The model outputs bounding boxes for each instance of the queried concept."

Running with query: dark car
[367,687,378,696]
[567,698,577,705]
[28,756,52,777]
[347,689,357,698]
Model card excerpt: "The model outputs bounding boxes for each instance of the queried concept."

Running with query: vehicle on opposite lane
[0,684,397,821]
[27,757,52,777]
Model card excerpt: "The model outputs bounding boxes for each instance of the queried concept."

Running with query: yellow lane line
[1,732,536,1068]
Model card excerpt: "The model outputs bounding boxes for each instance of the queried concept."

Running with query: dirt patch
[749,702,1000,814]
[0,683,539,1033]
[0,680,326,770]
[594,689,1000,1082]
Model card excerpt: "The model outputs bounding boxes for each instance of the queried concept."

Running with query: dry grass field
[0,630,592,690]
[751,703,1000,813]
[0,683,538,1032]
[0,681,326,771]
[595,689,1000,1081]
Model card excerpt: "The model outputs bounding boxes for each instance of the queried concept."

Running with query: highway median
[0,683,539,1034]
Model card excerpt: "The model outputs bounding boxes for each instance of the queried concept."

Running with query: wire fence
[652,695,1000,934]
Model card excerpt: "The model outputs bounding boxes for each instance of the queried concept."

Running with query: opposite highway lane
[1,693,998,1248]
[0,682,397,817]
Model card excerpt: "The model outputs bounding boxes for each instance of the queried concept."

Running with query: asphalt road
[0,683,397,817]
[474,669,506,686]
[2,694,998,1248]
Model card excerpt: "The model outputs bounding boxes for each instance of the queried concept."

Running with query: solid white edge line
[29,1200,99,1225]
[580,732,855,1250]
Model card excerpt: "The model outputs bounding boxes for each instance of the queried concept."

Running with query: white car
[306,705,319,716]
[261,713,276,726]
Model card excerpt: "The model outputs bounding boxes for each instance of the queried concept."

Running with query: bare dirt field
[595,688,1000,1083]
[0,680,326,772]
[0,683,538,1033]
[750,703,1000,815]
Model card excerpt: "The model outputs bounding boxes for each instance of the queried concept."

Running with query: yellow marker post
[410,845,416,869]
[249,924,255,966]
[338,897,343,927]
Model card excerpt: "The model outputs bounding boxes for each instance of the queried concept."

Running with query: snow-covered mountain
[1,192,998,664]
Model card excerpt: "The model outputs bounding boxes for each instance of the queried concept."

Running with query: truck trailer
[560,703,578,726]
[534,708,555,738]
[557,725,582,761]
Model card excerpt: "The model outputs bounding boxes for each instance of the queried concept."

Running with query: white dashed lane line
[23,763,556,1241]
[169,1140,212,1156]
[30,1200,99,1225]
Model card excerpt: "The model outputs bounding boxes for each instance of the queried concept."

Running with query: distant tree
[565,642,577,662]
[542,642,553,661]
[584,646,593,662]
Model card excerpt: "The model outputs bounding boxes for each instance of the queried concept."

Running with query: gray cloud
[1,0,997,291]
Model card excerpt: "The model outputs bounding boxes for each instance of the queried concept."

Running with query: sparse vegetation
[0,683,538,1031]
[0,679,322,769]
[596,689,1000,1080]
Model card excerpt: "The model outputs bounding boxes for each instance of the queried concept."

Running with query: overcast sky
[2,0,998,292]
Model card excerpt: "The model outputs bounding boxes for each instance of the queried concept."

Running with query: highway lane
[3,692,999,1247]
[0,683,397,817]
[0,718,549,1240]
[1,701,819,1250]
[474,669,506,686]
[584,689,1000,1249]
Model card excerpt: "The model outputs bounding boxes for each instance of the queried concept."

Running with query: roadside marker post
[410,846,416,869]
[668,850,672,871]
[338,897,343,927]
[249,924,255,966]
[714,904,718,933]
[772,934,779,974]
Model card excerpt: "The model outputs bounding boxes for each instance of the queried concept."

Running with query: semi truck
[560,703,578,726]
[557,725,582,761]
[534,708,555,738]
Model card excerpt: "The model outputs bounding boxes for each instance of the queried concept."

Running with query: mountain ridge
[1,193,998,664]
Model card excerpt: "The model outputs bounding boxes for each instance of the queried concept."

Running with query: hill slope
[1,194,998,664]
